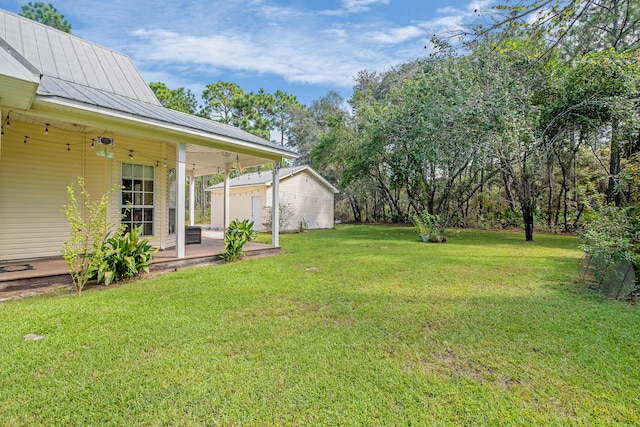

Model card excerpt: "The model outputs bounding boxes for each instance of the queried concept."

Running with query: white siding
[210,185,266,230]
[0,121,84,260]
[213,170,335,232]
[278,172,335,230]
[0,119,176,261]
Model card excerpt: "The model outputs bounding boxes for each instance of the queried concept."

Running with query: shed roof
[208,165,339,194]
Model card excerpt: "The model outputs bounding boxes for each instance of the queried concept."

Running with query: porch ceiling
[2,108,289,177]
[185,144,273,177]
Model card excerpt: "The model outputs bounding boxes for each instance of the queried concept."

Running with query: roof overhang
[0,45,40,110]
[20,96,297,176]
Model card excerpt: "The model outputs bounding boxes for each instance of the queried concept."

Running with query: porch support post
[271,161,280,247]
[189,174,195,226]
[176,143,187,258]
[0,100,2,163]
[223,164,230,231]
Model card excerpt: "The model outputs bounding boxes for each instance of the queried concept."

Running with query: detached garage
[208,165,339,232]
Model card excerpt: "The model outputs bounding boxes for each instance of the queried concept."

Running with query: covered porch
[0,229,279,299]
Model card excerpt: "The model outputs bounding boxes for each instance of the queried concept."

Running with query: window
[121,163,154,236]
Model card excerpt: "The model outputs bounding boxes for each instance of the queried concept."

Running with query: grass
[1,225,639,425]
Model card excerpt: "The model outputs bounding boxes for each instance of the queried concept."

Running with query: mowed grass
[1,226,639,425]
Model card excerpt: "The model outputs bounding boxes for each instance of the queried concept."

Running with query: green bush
[580,205,638,299]
[411,211,446,243]
[95,226,157,285]
[222,219,256,261]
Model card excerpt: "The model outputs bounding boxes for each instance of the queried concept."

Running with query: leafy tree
[480,0,640,209]
[200,82,274,139]
[270,90,301,146]
[288,91,346,165]
[201,81,245,124]
[150,82,198,114]
[20,2,71,33]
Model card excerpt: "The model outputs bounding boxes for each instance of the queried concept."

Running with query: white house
[0,9,296,262]
[208,165,339,232]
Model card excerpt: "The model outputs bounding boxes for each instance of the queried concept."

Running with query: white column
[271,161,280,247]
[176,143,186,258]
[223,164,230,231]
[189,174,195,226]
[0,100,3,163]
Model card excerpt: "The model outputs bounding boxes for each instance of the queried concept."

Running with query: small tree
[62,178,119,295]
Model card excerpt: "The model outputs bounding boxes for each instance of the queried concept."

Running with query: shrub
[411,211,446,243]
[95,225,157,285]
[62,178,118,296]
[580,205,638,299]
[222,219,256,261]
[262,202,294,232]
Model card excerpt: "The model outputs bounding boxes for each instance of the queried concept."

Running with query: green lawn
[1,226,639,426]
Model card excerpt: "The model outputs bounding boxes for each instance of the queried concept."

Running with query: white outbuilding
[208,165,339,232]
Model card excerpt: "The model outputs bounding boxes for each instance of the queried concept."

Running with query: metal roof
[0,9,296,157]
[0,38,39,109]
[208,165,340,193]
[0,9,159,105]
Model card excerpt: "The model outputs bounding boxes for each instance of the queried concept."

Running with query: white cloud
[343,0,390,12]
[321,0,389,16]
[367,25,424,45]
[129,28,361,87]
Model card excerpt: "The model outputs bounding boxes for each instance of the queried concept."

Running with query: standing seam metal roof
[0,9,297,155]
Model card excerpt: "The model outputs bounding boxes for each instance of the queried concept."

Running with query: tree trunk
[523,204,534,241]
[349,195,362,223]
[502,170,517,212]
[547,159,554,229]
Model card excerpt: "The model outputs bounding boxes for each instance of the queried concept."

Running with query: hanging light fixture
[23,136,28,144]
[5,113,10,128]
[129,150,134,160]
[44,123,49,135]
[163,157,167,167]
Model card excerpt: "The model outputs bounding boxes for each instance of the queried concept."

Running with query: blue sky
[0,0,495,106]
